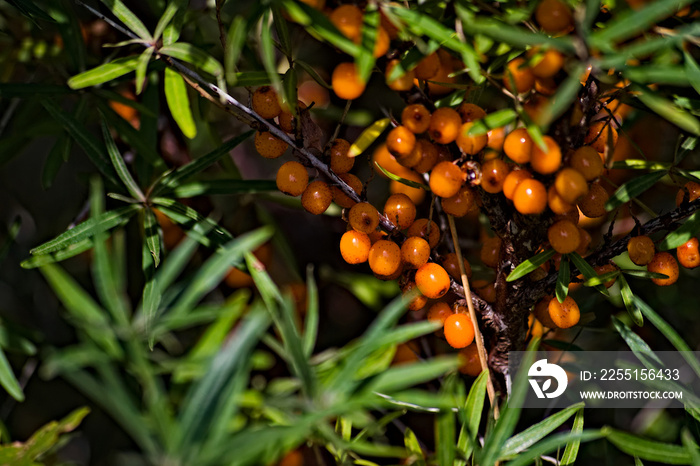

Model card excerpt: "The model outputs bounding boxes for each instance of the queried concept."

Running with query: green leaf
[605,427,696,464]
[619,274,643,326]
[140,238,160,349]
[507,431,606,466]
[159,43,224,79]
[467,109,518,136]
[165,67,197,139]
[259,10,283,100]
[303,266,319,358]
[349,118,391,157]
[605,170,667,212]
[30,205,140,255]
[611,316,663,366]
[42,134,72,189]
[583,270,620,287]
[437,404,456,466]
[357,8,379,84]
[154,0,182,40]
[611,159,672,170]
[556,255,570,303]
[0,347,23,401]
[135,47,154,95]
[501,403,585,458]
[457,371,488,465]
[621,269,669,280]
[21,239,95,269]
[143,208,161,268]
[283,67,298,114]
[152,200,232,249]
[623,66,691,87]
[68,55,141,89]
[225,16,247,84]
[681,429,700,466]
[405,428,426,465]
[537,64,585,130]
[561,408,585,465]
[374,162,429,190]
[685,52,700,97]
[364,356,460,393]
[98,100,163,168]
[570,252,610,296]
[634,85,700,136]
[272,4,291,59]
[172,179,277,198]
[100,0,152,40]
[296,60,332,89]
[506,249,555,282]
[102,121,144,200]
[16,407,90,463]
[659,212,700,250]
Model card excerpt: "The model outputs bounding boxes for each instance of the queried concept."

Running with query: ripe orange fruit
[627,235,655,266]
[676,181,700,206]
[487,127,506,151]
[481,159,510,194]
[332,62,366,100]
[407,218,440,249]
[277,100,306,133]
[332,173,362,208]
[428,301,453,327]
[276,161,308,196]
[368,239,401,276]
[647,251,679,286]
[534,296,557,328]
[402,280,428,311]
[444,313,475,348]
[429,161,464,198]
[384,193,417,229]
[441,186,476,217]
[329,138,354,174]
[569,146,604,181]
[401,236,431,268]
[340,230,371,264]
[504,58,535,94]
[348,202,380,234]
[577,183,609,218]
[528,48,564,78]
[415,262,451,299]
[555,168,589,204]
[456,103,486,123]
[301,180,333,215]
[503,169,533,201]
[255,131,288,158]
[429,107,462,145]
[386,125,417,159]
[458,343,481,376]
[548,295,580,329]
[373,27,390,58]
[402,104,432,134]
[412,140,439,174]
[504,128,533,164]
[535,0,573,33]
[441,252,472,279]
[456,122,488,155]
[386,59,415,91]
[414,52,440,80]
[252,86,282,119]
[677,238,700,269]
[548,220,580,254]
[531,136,562,175]
[585,121,618,153]
[513,178,547,214]
[329,4,363,42]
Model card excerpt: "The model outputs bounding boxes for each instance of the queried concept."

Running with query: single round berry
[414,52,440,80]
[677,237,700,269]
[585,121,618,153]
[340,230,371,264]
[531,136,562,175]
[332,173,363,208]
[627,235,655,266]
[429,107,462,144]
[676,181,700,207]
[329,4,363,42]
[647,252,679,286]
[402,104,431,134]
[456,103,486,123]
[401,236,431,268]
[547,185,575,215]
[332,62,366,100]
[442,186,476,217]
[513,178,547,214]
[384,193,417,229]
[301,180,333,215]
[396,142,422,168]
[555,168,589,204]
[348,202,380,234]
[570,146,604,181]
[402,280,428,311]
[429,161,464,198]
[535,0,573,33]
[534,296,558,328]
[368,239,402,276]
[548,220,580,254]
[277,100,306,133]
[528,48,565,78]
[503,58,535,94]
[386,59,415,91]
[458,343,481,376]
[413,140,439,174]
[548,295,580,329]
[390,173,426,205]
[386,125,417,159]
[255,131,288,158]
[481,236,502,268]
[481,159,510,194]
[276,161,309,196]
[252,86,282,119]
[441,252,472,279]
[428,302,453,327]
[373,26,390,58]
[456,122,488,155]
[407,218,440,248]
[487,127,506,151]
[503,169,533,201]
[503,128,533,165]
[577,182,609,218]
[444,313,475,349]
[329,138,354,174]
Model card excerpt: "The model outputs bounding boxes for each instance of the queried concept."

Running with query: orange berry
[513,178,547,214]
[428,302,453,326]
[329,138,354,174]
[528,48,564,78]
[401,236,431,268]
[332,62,366,100]
[386,59,415,91]
[576,227,592,255]
[531,136,562,175]
[402,104,431,134]
[456,103,486,123]
[647,251,679,286]
[677,238,700,269]
[503,169,533,201]
[442,186,476,217]
[555,168,589,204]
[414,52,440,80]
[373,27,390,58]
[301,180,333,215]
[252,86,281,119]
[458,343,481,376]
[415,263,451,299]
[534,296,557,328]
[407,218,440,249]
[456,122,488,155]
[570,146,604,181]
[504,58,535,94]
[276,161,309,196]
[413,140,439,174]
[368,239,401,276]
[481,236,502,268]
[384,193,417,229]
[426,61,456,96]
[481,159,510,194]
[444,313,475,349]
[429,161,464,198]
[441,252,472,280]
[390,171,426,205]
[279,450,304,466]
[340,230,372,264]
[402,280,428,311]
[547,185,576,215]
[329,5,363,42]
[277,100,306,133]
[548,220,580,254]
[628,235,655,266]
[535,0,573,33]
[386,125,417,159]
[487,127,506,151]
[585,121,618,153]
[254,131,288,158]
[332,173,362,208]
[548,295,580,329]
[429,107,462,145]
[396,141,423,169]
[676,181,700,207]
[373,143,406,178]
[348,202,380,234]
[503,128,533,164]
[577,182,609,218]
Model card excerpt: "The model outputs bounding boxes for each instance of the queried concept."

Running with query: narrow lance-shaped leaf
[684,52,700,97]
[159,43,224,79]
[633,85,700,136]
[303,265,319,358]
[141,237,160,349]
[507,431,605,466]
[556,256,570,303]
[604,427,696,464]
[506,248,556,282]
[0,347,24,401]
[225,16,247,85]
[100,0,152,40]
[67,56,141,90]
[101,121,144,200]
[457,371,488,464]
[143,208,161,268]
[659,211,700,250]
[283,67,298,115]
[135,47,154,95]
[97,100,163,167]
[154,0,183,40]
[259,10,284,101]
[356,8,378,84]
[349,118,391,157]
[605,170,667,212]
[537,64,585,130]
[173,179,277,198]
[467,109,518,136]
[21,239,95,269]
[561,407,585,465]
[619,274,643,326]
[164,67,197,139]
[436,405,456,466]
[375,162,429,190]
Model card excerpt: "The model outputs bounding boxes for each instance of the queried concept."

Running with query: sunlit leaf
[165,67,197,139]
[349,118,391,157]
